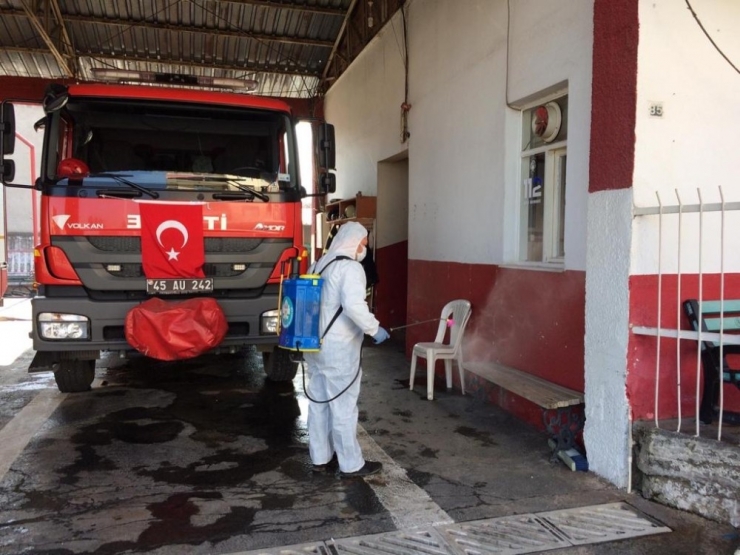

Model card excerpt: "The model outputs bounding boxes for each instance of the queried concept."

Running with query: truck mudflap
[29,350,100,373]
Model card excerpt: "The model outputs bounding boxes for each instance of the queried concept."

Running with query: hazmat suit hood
[319,221,367,269]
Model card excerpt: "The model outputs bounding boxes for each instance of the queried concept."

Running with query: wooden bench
[683,299,740,425]
[463,361,584,454]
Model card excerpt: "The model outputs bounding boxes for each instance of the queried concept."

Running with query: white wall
[584,188,633,489]
[324,12,408,199]
[326,0,594,269]
[632,0,740,275]
[405,0,505,264]
[506,0,593,271]
[6,103,43,235]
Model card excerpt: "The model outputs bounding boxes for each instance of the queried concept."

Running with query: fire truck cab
[0,80,335,392]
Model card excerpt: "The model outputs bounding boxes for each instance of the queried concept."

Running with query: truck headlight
[38,313,90,340]
[260,309,279,334]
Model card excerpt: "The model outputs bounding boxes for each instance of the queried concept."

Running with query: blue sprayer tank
[278,274,323,352]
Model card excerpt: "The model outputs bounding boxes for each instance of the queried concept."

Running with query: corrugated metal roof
[0,0,383,98]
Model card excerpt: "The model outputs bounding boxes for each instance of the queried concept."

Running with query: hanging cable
[505,0,514,108]
[684,0,739,75]
[400,3,411,143]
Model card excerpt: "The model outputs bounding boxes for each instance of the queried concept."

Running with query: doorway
[375,152,409,330]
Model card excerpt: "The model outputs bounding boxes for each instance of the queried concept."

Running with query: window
[519,95,568,264]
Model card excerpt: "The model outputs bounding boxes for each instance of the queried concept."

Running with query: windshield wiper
[171,174,271,202]
[212,191,256,201]
[228,180,269,202]
[91,173,159,199]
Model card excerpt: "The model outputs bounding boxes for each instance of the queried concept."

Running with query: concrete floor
[0,299,737,554]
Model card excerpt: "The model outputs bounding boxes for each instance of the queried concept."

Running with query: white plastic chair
[409,299,472,400]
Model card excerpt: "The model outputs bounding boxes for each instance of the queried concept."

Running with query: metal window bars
[632,187,740,442]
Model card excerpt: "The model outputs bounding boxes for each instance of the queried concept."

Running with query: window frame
[514,93,568,268]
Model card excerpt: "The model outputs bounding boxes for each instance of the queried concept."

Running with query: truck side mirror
[319,172,336,194]
[317,123,335,170]
[1,102,15,156]
[2,159,15,182]
[42,86,69,114]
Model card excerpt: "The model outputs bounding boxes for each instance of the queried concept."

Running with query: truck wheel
[262,347,298,382]
[54,360,95,393]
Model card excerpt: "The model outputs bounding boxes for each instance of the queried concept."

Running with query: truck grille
[51,236,291,293]
[108,263,244,278]
[87,236,264,253]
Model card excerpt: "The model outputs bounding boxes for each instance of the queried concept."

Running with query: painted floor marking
[0,297,33,366]
[233,502,671,555]
[356,425,454,530]
[0,386,67,482]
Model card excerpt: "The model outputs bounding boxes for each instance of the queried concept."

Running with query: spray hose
[389,317,454,332]
[296,341,363,404]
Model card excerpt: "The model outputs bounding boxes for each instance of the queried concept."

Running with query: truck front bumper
[31,294,280,353]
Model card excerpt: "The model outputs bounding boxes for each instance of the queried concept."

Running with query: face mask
[356,246,367,262]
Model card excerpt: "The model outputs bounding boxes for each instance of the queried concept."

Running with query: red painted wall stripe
[0,77,67,102]
[589,0,639,192]
[628,273,740,420]
[407,260,586,397]
[374,241,408,329]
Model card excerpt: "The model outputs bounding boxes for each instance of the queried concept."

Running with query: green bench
[683,299,740,425]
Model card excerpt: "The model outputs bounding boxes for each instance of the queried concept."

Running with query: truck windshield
[49,97,298,191]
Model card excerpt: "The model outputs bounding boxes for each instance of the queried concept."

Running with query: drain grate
[331,528,457,555]
[233,503,671,555]
[239,541,328,555]
[538,502,672,545]
[436,514,569,554]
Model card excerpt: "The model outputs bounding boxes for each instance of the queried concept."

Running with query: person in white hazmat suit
[304,222,390,478]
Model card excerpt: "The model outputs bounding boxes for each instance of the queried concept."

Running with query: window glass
[518,94,568,264]
[520,153,545,262]
[554,151,567,259]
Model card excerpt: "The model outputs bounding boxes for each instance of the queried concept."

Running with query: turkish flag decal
[140,202,205,278]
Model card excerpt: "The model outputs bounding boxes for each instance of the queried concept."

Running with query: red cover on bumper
[125,297,228,361]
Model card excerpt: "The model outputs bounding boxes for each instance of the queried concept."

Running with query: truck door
[0,101,13,304]
[0,184,6,303]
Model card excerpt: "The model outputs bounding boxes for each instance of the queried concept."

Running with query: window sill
[499,262,565,273]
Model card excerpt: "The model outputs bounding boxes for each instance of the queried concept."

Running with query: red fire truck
[0,76,335,392]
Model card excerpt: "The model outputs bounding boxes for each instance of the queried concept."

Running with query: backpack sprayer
[276,253,357,404]
[277,253,323,355]
[277,253,350,355]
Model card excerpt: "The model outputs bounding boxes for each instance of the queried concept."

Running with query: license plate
[146,278,214,295]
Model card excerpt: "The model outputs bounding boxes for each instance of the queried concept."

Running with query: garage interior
[1,1,739,554]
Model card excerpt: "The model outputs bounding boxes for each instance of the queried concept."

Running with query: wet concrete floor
[0,334,737,554]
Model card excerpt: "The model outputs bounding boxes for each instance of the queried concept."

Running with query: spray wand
[389,317,454,332]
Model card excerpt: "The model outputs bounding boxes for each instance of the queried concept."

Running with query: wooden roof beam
[217,0,346,16]
[321,0,359,83]
[19,0,73,77]
[0,47,322,79]
[48,0,74,58]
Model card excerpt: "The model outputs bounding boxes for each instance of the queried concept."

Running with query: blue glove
[372,327,390,344]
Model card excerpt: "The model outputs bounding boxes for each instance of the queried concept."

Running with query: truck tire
[262,347,298,382]
[54,360,95,393]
